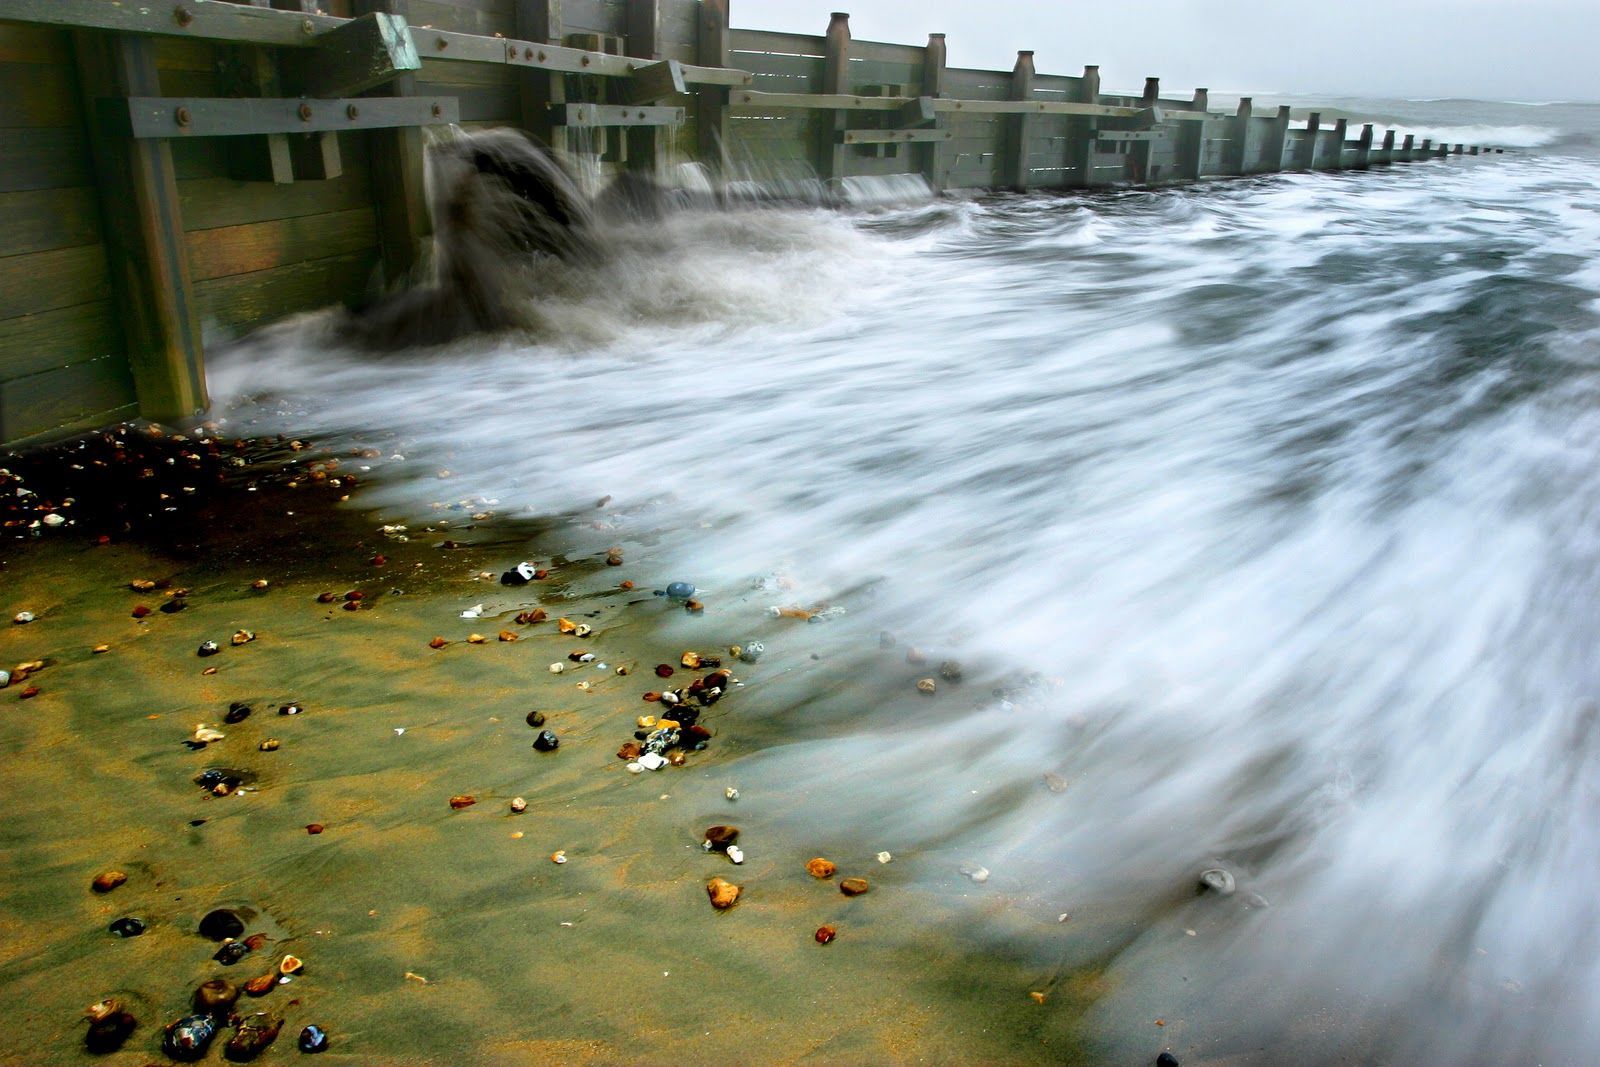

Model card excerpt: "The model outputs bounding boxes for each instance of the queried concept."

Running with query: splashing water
[211,97,1600,1063]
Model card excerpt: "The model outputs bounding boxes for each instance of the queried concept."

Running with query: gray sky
[730,0,1599,102]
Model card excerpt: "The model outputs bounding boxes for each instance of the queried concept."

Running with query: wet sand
[0,468,1112,1066]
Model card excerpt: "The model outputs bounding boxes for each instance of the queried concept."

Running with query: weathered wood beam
[1356,123,1374,169]
[289,11,419,97]
[627,59,686,104]
[550,103,684,127]
[821,11,850,186]
[1067,64,1099,187]
[1227,96,1252,175]
[839,128,952,144]
[921,32,947,191]
[1178,87,1206,178]
[1299,111,1321,169]
[72,31,206,422]
[695,0,730,178]
[1008,50,1034,192]
[352,0,428,288]
[1265,104,1291,170]
[107,96,460,138]
[729,90,1205,121]
[513,0,563,150]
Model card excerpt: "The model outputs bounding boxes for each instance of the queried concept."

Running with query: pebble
[306,823,324,835]
[278,954,303,976]
[703,825,739,852]
[298,1025,329,1053]
[131,605,151,618]
[224,1012,282,1061]
[498,630,519,642]
[706,877,741,910]
[617,742,642,760]
[1199,867,1236,895]
[192,978,239,1015]
[557,617,578,634]
[637,751,666,770]
[839,877,870,896]
[231,629,256,646]
[725,787,739,801]
[532,729,559,752]
[243,974,276,997]
[574,624,592,638]
[467,633,486,644]
[259,739,280,752]
[654,664,675,678]
[161,598,187,614]
[524,711,548,729]
[626,762,644,774]
[224,702,252,724]
[814,925,837,944]
[548,662,565,674]
[108,916,146,937]
[197,641,220,657]
[12,611,33,624]
[916,678,937,695]
[84,1004,137,1053]
[550,850,567,864]
[939,660,963,681]
[1157,1055,1180,1067]
[806,858,836,879]
[877,851,893,864]
[510,797,527,814]
[726,845,745,865]
[214,940,250,965]
[959,863,990,884]
[665,581,696,599]
[278,703,302,716]
[91,870,128,893]
[0,670,8,688]
[162,1013,218,1061]
[429,636,448,649]
[449,795,477,810]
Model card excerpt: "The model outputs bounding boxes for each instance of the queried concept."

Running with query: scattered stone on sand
[706,877,741,910]
[806,858,836,879]
[959,863,990,884]
[298,1025,329,1053]
[91,870,127,894]
[109,916,146,937]
[1199,867,1236,896]
[305,824,324,835]
[906,647,928,665]
[162,1013,218,1062]
[224,1012,282,1061]
[515,609,547,625]
[199,909,245,941]
[449,795,477,810]
[1044,772,1069,794]
[498,629,518,642]
[558,617,578,634]
[617,742,641,760]
[91,644,109,654]
[916,678,937,695]
[815,925,837,944]
[525,711,546,728]
[429,636,448,649]
[214,940,250,966]
[1157,1054,1181,1067]
[703,825,739,853]
[1029,991,1046,1005]
[131,605,151,618]
[550,850,567,864]
[198,641,220,657]
[244,974,276,998]
[509,797,527,814]
[725,787,739,801]
[278,954,302,976]
[192,979,239,1016]
[258,739,279,752]
[231,629,256,646]
[654,664,675,678]
[726,845,745,864]
[84,1001,137,1054]
[224,702,252,724]
[467,633,486,644]
[532,730,559,752]
[940,660,962,681]
[12,611,33,624]
[548,662,565,674]
[839,877,870,897]
[278,703,302,716]
[877,851,893,864]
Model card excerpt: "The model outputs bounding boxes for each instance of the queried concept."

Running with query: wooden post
[1300,111,1321,169]
[1070,64,1099,187]
[1356,123,1374,168]
[921,32,948,192]
[1265,104,1291,171]
[1329,117,1347,169]
[1228,96,1252,174]
[1379,129,1395,164]
[515,0,565,152]
[1401,133,1415,161]
[695,0,730,181]
[72,32,206,421]
[1141,77,1160,106]
[354,0,429,286]
[821,12,850,190]
[1008,51,1035,192]
[624,0,662,176]
[1179,87,1207,179]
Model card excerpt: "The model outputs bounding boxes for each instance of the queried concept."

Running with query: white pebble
[637,752,667,771]
[548,663,565,674]
[725,787,739,801]
[12,611,34,624]
[626,762,644,774]
[877,851,892,864]
[727,845,745,865]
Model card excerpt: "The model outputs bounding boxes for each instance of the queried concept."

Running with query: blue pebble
[665,581,695,599]
[299,1025,329,1053]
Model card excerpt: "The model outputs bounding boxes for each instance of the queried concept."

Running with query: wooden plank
[0,61,80,127]
[624,0,661,173]
[820,12,848,185]
[695,0,729,176]
[849,38,922,64]
[111,95,459,137]
[0,21,71,64]
[728,30,823,57]
[351,0,428,286]
[185,207,378,280]
[151,36,215,72]
[0,186,101,255]
[73,29,206,421]
[407,0,513,35]
[840,128,950,145]
[288,11,421,96]
[0,126,92,191]
[0,300,121,381]
[1007,51,1033,191]
[551,102,682,126]
[0,355,136,446]
[195,250,376,333]
[0,245,107,318]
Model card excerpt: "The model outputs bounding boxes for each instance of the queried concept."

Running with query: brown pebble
[243,974,276,997]
[642,692,661,703]
[1029,991,1047,1004]
[131,605,150,618]
[259,739,280,752]
[815,925,837,944]
[704,825,739,852]
[428,636,448,649]
[806,858,836,879]
[706,877,741,910]
[667,750,687,766]
[449,795,477,810]
[498,630,519,642]
[316,592,337,604]
[906,647,928,665]
[619,581,634,590]
[467,633,486,644]
[344,591,363,602]
[305,823,324,835]
[278,954,303,976]
[202,667,218,676]
[654,664,674,678]
[840,877,870,897]
[515,609,548,625]
[617,742,642,760]
[916,678,937,695]
[685,599,704,614]
[92,644,110,655]
[371,554,387,566]
[341,601,361,612]
[605,551,623,566]
[244,934,268,951]
[91,870,127,893]
[19,685,39,699]
[193,978,238,1014]
[130,579,156,591]
[681,651,702,669]
[533,569,549,580]
[558,618,578,634]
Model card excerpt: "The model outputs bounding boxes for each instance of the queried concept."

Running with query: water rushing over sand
[12,96,1600,1064]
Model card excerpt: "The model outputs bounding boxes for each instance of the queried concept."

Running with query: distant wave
[1389,123,1561,148]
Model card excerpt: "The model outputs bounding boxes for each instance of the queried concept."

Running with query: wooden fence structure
[0,0,1491,446]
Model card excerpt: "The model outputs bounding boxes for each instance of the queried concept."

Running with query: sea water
[212,96,1600,1064]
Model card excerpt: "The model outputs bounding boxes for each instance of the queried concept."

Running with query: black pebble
[197,641,219,657]
[224,703,252,724]
[278,703,302,716]
[109,916,146,938]
[500,570,528,586]
[85,1011,137,1054]
[190,819,208,827]
[532,730,559,752]
[198,908,244,941]
[160,599,188,614]
[213,940,249,965]
[298,1025,329,1053]
[525,711,546,728]
[1157,1054,1180,1067]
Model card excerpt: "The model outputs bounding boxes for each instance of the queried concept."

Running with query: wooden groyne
[0,0,1493,447]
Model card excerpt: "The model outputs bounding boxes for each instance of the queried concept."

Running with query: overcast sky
[730,0,1599,103]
